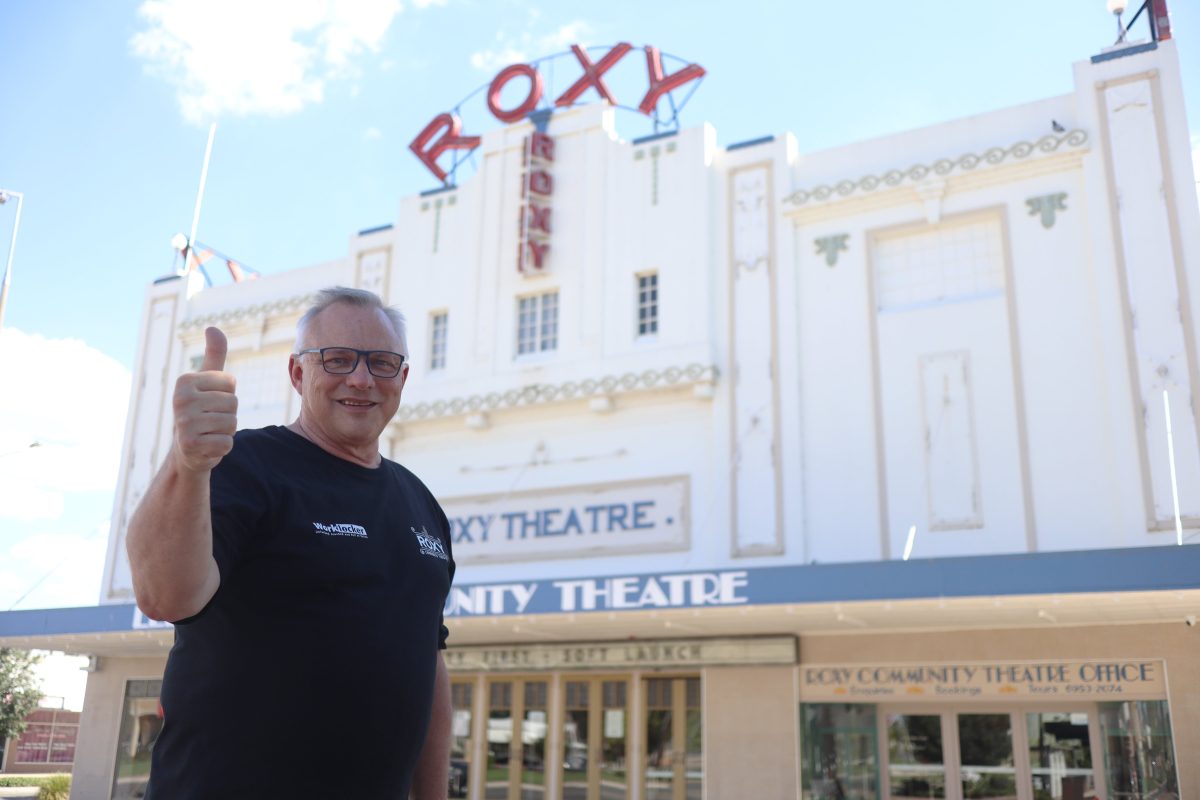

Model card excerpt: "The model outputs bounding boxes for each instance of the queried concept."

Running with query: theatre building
[3,17,1200,800]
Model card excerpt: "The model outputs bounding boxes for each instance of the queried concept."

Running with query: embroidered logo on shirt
[412,526,448,560]
[313,522,368,539]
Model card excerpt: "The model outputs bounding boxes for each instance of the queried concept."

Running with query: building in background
[0,701,80,776]
[2,14,1200,800]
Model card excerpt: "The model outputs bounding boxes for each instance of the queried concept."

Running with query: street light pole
[0,188,26,332]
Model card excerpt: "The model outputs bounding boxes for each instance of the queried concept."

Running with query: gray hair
[295,287,407,351]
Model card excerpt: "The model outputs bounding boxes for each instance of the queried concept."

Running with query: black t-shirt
[146,426,455,800]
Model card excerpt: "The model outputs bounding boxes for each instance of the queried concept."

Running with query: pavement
[0,788,39,798]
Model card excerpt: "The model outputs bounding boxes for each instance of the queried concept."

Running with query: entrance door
[562,678,630,800]
[644,677,702,800]
[485,678,549,800]
[878,707,1105,800]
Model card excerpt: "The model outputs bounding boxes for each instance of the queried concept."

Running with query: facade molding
[177,292,316,332]
[394,363,719,423]
[783,129,1089,209]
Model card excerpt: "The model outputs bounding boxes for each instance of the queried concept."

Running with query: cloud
[469,20,592,73]
[130,0,404,124]
[363,126,383,141]
[0,329,130,521]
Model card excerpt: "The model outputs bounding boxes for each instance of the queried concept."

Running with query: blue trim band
[3,546,1199,635]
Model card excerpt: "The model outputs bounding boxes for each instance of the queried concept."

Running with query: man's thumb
[201,327,228,372]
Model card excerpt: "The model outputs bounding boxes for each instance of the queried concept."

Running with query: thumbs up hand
[172,327,238,474]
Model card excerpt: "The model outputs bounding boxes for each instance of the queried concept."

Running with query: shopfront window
[1026,711,1095,800]
[1099,701,1179,800]
[801,703,879,800]
[957,713,1016,800]
[110,679,162,800]
[887,713,945,799]
[12,707,78,766]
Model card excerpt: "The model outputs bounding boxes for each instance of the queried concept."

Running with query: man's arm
[126,327,236,622]
[411,651,451,800]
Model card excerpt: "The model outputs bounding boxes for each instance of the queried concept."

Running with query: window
[874,218,1004,311]
[430,312,448,370]
[637,273,658,337]
[517,291,559,355]
[13,707,79,766]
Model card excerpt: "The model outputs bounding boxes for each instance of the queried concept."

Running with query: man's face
[288,303,408,451]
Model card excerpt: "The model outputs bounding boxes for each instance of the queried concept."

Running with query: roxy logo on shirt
[313,522,368,539]
[412,526,449,560]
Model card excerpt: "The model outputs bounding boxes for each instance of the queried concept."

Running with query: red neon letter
[637,46,706,116]
[409,113,481,183]
[488,63,544,123]
[528,204,551,234]
[554,42,632,107]
[529,170,553,195]
[530,131,555,162]
[526,240,550,270]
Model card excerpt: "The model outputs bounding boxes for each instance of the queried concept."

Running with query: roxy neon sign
[410,43,706,184]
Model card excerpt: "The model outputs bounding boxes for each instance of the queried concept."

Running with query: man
[127,287,454,799]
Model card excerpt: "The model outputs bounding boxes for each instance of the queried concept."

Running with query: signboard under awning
[800,659,1168,702]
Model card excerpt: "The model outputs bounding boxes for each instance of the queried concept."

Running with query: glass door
[887,713,946,799]
[485,678,548,800]
[644,677,702,800]
[956,713,1017,800]
[1025,711,1096,800]
[562,678,629,800]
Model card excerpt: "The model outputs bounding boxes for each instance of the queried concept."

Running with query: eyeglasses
[296,347,406,378]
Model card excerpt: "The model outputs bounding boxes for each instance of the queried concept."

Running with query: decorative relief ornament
[814,234,849,267]
[1026,192,1068,229]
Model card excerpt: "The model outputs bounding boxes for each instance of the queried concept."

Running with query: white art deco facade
[2,31,1199,800]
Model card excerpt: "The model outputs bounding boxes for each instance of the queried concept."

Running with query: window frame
[636,271,659,339]
[515,290,560,358]
[429,310,449,371]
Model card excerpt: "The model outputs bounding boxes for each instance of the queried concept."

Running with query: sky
[0,0,1198,707]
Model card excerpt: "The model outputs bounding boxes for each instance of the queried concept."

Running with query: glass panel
[522,681,548,800]
[887,714,945,799]
[958,714,1017,800]
[450,682,473,798]
[563,681,589,800]
[601,702,628,800]
[487,681,513,800]
[48,724,78,764]
[685,707,703,800]
[1026,712,1094,800]
[111,680,164,800]
[645,708,674,800]
[1099,700,1180,800]
[800,703,879,800]
[14,723,51,763]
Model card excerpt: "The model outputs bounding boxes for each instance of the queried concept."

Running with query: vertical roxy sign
[518,130,554,274]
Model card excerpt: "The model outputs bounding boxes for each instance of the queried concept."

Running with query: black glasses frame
[296,347,407,378]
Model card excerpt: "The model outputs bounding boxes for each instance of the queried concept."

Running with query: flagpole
[184,123,217,280]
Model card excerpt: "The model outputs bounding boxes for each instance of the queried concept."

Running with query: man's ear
[288,354,304,394]
[396,362,410,398]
